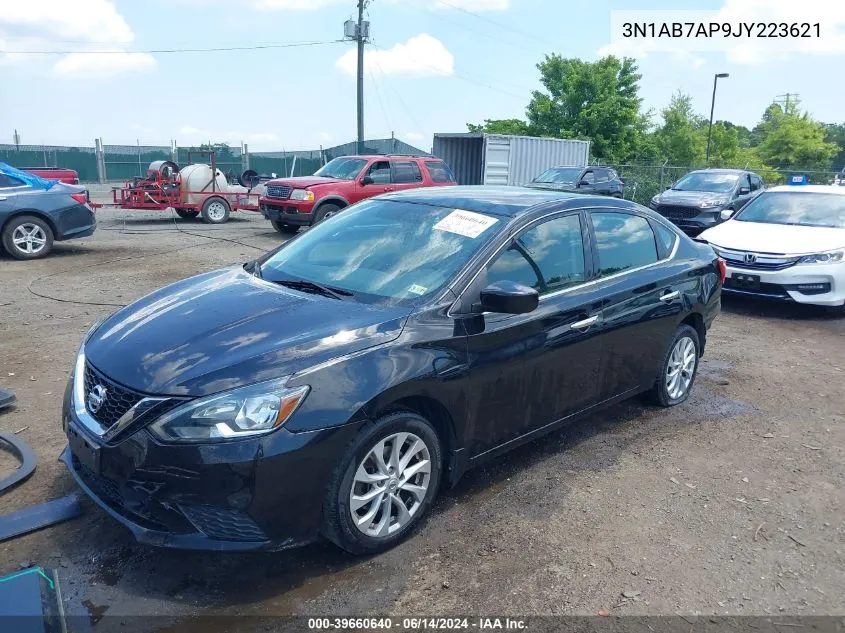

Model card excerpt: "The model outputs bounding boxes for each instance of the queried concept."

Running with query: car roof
[765,185,845,195]
[379,185,631,217]
[688,168,749,175]
[339,154,432,160]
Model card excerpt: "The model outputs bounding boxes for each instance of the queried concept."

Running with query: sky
[0,0,843,152]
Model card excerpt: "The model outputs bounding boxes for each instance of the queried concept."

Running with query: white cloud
[179,126,210,137]
[0,0,156,77]
[247,132,279,142]
[601,1,845,65]
[405,132,425,142]
[336,34,454,77]
[53,52,156,78]
[317,132,333,141]
[253,0,345,9]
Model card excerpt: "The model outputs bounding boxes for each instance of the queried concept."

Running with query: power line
[368,68,393,134]
[1,40,346,55]
[433,0,558,49]
[368,52,425,135]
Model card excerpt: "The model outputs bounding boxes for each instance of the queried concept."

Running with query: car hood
[700,220,845,255]
[265,176,340,188]
[654,189,731,207]
[84,267,412,396]
[525,182,576,191]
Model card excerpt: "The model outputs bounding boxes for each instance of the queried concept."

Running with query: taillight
[70,192,87,205]
[717,257,727,284]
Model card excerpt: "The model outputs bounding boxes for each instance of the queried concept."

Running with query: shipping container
[432,133,591,186]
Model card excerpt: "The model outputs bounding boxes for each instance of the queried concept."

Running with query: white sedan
[699,185,845,308]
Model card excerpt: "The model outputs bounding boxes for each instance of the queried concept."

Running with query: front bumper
[650,205,723,234]
[723,263,845,307]
[259,197,314,226]
[62,401,363,550]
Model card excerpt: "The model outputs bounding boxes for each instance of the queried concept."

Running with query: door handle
[659,291,680,302]
[570,315,599,330]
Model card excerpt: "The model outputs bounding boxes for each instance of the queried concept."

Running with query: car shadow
[39,383,748,621]
[721,295,844,322]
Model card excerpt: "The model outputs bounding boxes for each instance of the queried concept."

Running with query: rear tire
[175,208,199,219]
[646,324,701,407]
[312,203,342,225]
[2,215,54,260]
[200,197,230,224]
[270,220,299,235]
[322,411,442,555]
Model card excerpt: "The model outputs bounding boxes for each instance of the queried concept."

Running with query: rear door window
[590,212,658,277]
[0,174,24,188]
[391,161,423,184]
[425,160,456,183]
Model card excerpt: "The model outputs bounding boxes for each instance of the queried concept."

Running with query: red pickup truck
[259,155,456,234]
[22,167,80,185]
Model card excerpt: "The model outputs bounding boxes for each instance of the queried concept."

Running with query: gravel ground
[0,207,843,631]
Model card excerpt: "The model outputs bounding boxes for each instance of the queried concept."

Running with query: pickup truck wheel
[312,203,342,225]
[271,220,299,235]
[2,215,54,260]
[201,197,230,224]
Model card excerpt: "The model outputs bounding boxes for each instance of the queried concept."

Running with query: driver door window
[486,214,586,296]
[580,170,596,186]
[365,161,392,185]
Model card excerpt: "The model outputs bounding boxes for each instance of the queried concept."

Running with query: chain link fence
[590,161,838,206]
[0,137,429,184]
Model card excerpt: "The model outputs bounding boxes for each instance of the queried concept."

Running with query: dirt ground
[0,207,843,630]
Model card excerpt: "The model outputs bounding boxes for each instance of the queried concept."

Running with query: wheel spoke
[350,485,384,511]
[373,497,392,536]
[370,439,390,474]
[391,493,411,525]
[389,433,407,471]
[401,459,431,482]
[398,438,424,473]
[354,463,388,484]
[355,491,384,529]
[400,483,427,502]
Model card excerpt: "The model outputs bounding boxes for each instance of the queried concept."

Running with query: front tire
[312,203,342,225]
[322,411,442,555]
[270,220,299,235]
[2,215,54,260]
[646,324,700,407]
[200,197,230,224]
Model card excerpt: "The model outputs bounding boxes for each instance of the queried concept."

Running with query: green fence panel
[0,146,98,182]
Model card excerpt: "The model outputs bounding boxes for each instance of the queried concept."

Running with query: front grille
[655,205,701,220]
[179,505,267,542]
[721,252,800,271]
[83,362,144,429]
[265,185,291,199]
[76,460,123,508]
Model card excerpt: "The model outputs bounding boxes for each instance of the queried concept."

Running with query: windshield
[672,172,739,193]
[734,192,845,228]
[313,157,368,180]
[533,167,582,184]
[260,199,502,305]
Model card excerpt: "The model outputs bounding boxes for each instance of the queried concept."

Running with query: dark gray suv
[527,166,625,197]
[649,169,764,235]
[0,163,96,260]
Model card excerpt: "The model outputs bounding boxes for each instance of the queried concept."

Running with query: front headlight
[650,195,660,206]
[797,249,845,265]
[149,378,309,443]
[290,189,314,202]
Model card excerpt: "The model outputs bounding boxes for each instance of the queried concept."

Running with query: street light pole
[706,72,729,164]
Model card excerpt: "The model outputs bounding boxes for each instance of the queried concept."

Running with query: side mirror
[720,209,735,221]
[478,281,539,315]
[738,186,751,195]
[360,175,374,186]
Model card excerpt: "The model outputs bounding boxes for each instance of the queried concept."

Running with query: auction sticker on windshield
[433,210,498,239]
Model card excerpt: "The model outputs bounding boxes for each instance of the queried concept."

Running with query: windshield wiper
[274,279,353,300]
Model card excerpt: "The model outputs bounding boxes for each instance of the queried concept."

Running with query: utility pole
[774,93,801,112]
[356,0,365,154]
[706,72,729,164]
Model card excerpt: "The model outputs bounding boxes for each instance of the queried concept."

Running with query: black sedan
[0,162,96,260]
[527,166,625,197]
[61,187,723,554]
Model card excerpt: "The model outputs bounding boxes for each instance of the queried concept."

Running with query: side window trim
[648,218,680,261]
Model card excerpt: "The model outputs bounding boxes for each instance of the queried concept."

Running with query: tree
[755,103,837,172]
[823,123,845,171]
[466,119,531,135]
[525,55,648,163]
[653,91,705,166]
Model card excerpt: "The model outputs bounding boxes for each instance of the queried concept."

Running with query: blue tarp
[0,162,57,190]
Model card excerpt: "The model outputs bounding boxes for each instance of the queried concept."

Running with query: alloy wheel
[12,224,47,255]
[350,432,431,538]
[665,336,696,399]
